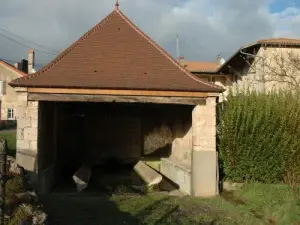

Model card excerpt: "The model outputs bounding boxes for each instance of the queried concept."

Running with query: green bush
[6,176,25,199]
[8,205,33,225]
[217,89,300,186]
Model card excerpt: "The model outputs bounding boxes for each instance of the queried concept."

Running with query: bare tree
[234,48,300,91]
[259,50,300,89]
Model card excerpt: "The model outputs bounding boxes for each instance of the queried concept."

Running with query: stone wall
[192,97,218,197]
[143,104,196,195]
[15,88,39,175]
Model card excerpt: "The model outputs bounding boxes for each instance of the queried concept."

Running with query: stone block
[160,159,191,195]
[16,106,27,119]
[206,115,216,126]
[17,129,24,140]
[17,140,30,150]
[31,119,38,128]
[197,107,216,117]
[206,97,217,106]
[23,127,38,141]
[30,141,38,151]
[17,100,28,108]
[27,101,38,108]
[26,108,38,120]
[18,119,32,129]
[18,93,28,101]
[16,150,37,172]
[192,151,218,197]
[134,161,162,186]
[193,126,216,139]
[193,119,206,131]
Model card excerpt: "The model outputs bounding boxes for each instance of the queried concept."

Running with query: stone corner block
[206,97,217,106]
[16,149,37,172]
[23,127,38,141]
[192,151,218,197]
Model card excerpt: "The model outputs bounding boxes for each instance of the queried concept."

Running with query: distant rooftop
[257,38,300,46]
[181,61,219,73]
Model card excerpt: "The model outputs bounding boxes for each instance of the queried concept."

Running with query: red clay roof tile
[10,9,222,93]
[257,38,300,45]
[181,61,219,72]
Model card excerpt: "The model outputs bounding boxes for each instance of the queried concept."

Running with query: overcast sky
[0,0,299,69]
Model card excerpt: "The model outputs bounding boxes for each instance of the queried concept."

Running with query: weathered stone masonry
[192,97,218,197]
[159,97,218,197]
[15,88,39,173]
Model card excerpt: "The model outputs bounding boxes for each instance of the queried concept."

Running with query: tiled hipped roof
[10,9,222,93]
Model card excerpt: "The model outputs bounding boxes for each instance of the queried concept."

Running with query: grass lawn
[1,130,299,224]
[39,183,300,225]
[0,130,16,157]
[208,183,300,225]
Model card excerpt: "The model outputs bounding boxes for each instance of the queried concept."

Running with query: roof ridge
[0,60,27,77]
[14,10,118,84]
[116,10,223,90]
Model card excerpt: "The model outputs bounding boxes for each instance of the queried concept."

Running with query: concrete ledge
[160,158,191,195]
[192,151,218,197]
[16,149,37,172]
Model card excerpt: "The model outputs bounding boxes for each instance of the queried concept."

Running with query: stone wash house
[183,38,300,99]
[10,5,224,197]
[0,50,35,121]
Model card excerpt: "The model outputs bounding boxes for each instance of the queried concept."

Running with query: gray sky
[0,0,299,69]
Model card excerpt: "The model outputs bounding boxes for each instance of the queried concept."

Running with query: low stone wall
[160,158,191,195]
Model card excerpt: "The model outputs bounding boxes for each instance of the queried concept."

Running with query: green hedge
[217,90,300,186]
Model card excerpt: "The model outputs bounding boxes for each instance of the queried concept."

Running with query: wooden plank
[28,88,208,97]
[28,93,206,105]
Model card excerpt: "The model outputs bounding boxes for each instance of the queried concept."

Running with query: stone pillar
[15,88,39,176]
[192,97,218,197]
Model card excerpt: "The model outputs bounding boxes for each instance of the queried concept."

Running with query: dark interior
[38,101,193,192]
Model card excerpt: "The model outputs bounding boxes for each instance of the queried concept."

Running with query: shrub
[8,204,33,225]
[6,176,25,199]
[217,89,300,186]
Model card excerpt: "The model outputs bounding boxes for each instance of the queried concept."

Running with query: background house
[0,50,34,120]
[179,55,230,101]
[182,38,300,100]
[219,38,300,93]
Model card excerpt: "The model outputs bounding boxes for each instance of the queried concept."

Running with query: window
[7,108,14,120]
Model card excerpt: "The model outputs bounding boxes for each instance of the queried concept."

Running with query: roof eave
[9,82,224,93]
[217,43,260,73]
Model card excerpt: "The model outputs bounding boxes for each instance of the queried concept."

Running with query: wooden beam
[27,88,208,97]
[28,93,206,105]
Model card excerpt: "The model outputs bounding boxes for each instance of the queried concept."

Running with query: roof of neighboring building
[218,37,300,73]
[257,38,300,46]
[0,60,27,77]
[181,61,219,73]
[10,8,222,93]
